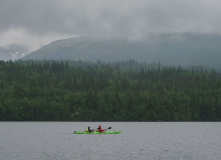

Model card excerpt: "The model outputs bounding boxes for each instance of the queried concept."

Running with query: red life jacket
[97,125,105,132]
[97,128,105,132]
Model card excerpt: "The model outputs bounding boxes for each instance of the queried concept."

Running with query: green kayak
[74,131,121,134]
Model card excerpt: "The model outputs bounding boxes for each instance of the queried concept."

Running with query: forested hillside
[0,60,221,121]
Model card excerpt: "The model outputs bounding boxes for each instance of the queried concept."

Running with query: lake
[0,122,221,160]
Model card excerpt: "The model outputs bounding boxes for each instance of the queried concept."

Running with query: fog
[1,0,221,51]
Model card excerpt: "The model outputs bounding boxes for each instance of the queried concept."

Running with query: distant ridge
[21,34,221,67]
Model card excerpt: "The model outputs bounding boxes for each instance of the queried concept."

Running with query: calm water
[0,122,221,160]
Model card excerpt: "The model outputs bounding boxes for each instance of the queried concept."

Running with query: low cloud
[1,0,221,51]
[0,28,74,51]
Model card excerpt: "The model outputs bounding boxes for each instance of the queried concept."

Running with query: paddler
[97,125,105,132]
[85,126,93,132]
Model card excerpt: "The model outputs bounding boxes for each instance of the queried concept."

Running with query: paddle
[104,127,112,130]
[92,127,111,131]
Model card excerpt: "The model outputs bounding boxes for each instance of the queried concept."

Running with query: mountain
[21,34,221,67]
[0,45,29,61]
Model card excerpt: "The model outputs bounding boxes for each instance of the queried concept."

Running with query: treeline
[0,60,221,121]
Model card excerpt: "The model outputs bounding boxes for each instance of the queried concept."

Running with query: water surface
[0,122,221,160]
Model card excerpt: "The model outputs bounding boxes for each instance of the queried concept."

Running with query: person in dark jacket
[85,126,93,132]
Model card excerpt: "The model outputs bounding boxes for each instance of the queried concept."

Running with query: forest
[0,60,221,121]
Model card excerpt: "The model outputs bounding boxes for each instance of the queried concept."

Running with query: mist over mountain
[21,34,221,67]
[0,45,29,61]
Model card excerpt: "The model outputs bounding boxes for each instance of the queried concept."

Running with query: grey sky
[0,0,221,51]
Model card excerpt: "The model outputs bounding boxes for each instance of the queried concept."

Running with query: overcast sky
[0,0,221,51]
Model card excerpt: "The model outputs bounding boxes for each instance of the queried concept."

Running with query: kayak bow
[74,131,121,134]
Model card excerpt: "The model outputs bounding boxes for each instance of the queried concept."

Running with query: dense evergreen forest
[0,60,221,121]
